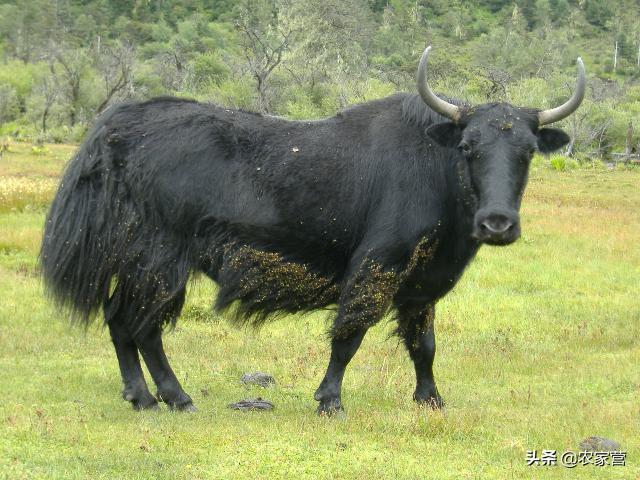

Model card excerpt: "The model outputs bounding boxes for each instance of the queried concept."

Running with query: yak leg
[105,291,158,410]
[314,327,367,415]
[127,249,194,412]
[134,322,195,412]
[315,255,400,415]
[397,302,443,408]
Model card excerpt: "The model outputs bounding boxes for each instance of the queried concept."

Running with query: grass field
[0,142,638,479]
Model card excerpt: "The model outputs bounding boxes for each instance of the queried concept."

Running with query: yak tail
[40,122,119,324]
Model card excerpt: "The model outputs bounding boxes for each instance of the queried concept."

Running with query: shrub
[282,84,338,120]
[550,154,566,171]
[70,123,89,144]
[191,51,230,90]
[30,144,49,156]
[549,154,579,171]
[46,126,71,144]
[0,60,43,100]
[207,77,255,110]
[0,121,31,141]
[0,85,20,123]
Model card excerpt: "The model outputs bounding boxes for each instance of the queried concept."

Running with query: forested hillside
[1,0,639,158]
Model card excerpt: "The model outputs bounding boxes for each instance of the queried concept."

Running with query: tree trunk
[625,121,633,163]
[567,113,577,157]
[256,74,269,114]
[96,74,126,115]
[42,106,49,133]
[69,80,80,126]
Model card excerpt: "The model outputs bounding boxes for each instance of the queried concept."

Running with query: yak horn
[417,46,461,123]
[538,57,586,126]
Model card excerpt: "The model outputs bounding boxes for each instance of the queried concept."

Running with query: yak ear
[426,122,463,148]
[536,128,570,153]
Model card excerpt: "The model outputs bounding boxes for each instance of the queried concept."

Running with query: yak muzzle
[473,209,520,245]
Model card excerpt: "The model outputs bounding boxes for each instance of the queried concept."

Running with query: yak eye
[459,142,472,155]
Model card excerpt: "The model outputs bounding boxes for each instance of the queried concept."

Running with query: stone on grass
[228,398,274,411]
[241,372,275,388]
[579,436,621,452]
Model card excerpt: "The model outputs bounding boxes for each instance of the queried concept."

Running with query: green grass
[1,143,638,479]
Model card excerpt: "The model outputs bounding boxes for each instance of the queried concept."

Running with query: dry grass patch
[0,177,58,213]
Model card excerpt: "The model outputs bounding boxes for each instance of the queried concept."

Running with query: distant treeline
[0,0,638,158]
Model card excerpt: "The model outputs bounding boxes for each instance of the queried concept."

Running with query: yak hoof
[157,390,196,412]
[316,398,344,417]
[168,401,197,413]
[123,389,159,411]
[178,402,198,413]
[414,394,444,410]
[132,399,160,411]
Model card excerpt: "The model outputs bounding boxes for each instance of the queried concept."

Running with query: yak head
[417,46,585,245]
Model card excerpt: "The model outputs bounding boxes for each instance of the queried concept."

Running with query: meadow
[0,142,638,479]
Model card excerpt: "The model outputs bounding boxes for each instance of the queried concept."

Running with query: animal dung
[579,436,621,452]
[228,398,274,411]
[241,372,275,388]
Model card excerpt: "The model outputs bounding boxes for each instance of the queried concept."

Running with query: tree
[284,0,374,103]
[95,41,135,114]
[0,84,20,124]
[0,0,56,61]
[37,70,61,133]
[49,44,90,125]
[233,0,294,113]
[584,0,612,28]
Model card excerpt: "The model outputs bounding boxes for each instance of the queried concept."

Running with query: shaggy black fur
[40,91,572,413]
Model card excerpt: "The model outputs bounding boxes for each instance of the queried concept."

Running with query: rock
[579,436,621,452]
[241,372,275,388]
[228,398,274,411]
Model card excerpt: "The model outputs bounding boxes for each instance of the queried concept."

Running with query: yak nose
[480,213,514,234]
[473,211,520,245]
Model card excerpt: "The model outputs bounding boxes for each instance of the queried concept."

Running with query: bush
[281,83,338,120]
[45,126,70,144]
[0,121,31,141]
[207,77,255,110]
[30,144,49,156]
[44,123,87,144]
[134,63,168,98]
[549,154,579,171]
[191,51,230,90]
[70,123,89,143]
[285,96,329,120]
[0,84,20,123]
[0,60,43,100]
[508,77,550,108]
[549,154,565,171]
[346,78,396,104]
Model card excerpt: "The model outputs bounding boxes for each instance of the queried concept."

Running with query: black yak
[40,47,585,414]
